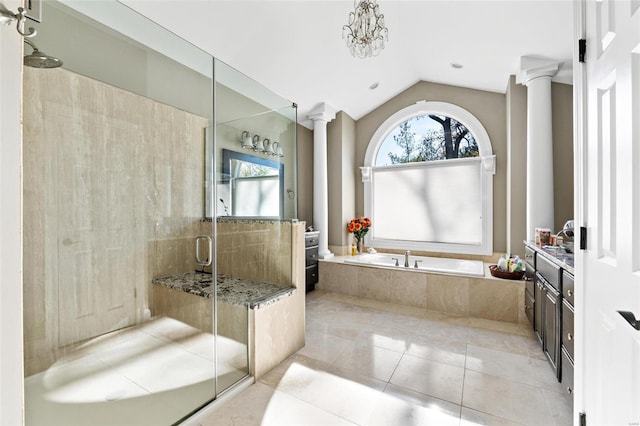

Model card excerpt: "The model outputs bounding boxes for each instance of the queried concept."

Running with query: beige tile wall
[23,67,208,376]
[251,222,306,379]
[318,261,525,325]
[215,219,294,288]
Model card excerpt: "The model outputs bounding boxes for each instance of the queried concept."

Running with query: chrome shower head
[23,38,63,69]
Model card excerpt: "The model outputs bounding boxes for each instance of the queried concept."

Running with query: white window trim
[361,101,496,255]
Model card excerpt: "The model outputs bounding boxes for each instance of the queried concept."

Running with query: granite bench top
[152,272,296,310]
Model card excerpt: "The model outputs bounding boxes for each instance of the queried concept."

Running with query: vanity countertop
[152,272,296,310]
[524,241,574,275]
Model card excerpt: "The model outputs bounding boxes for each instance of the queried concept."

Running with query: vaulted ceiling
[122,0,574,128]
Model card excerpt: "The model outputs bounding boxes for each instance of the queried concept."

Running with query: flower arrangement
[347,217,372,242]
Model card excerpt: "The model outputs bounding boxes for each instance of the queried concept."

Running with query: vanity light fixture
[240,130,284,157]
[253,135,265,152]
[240,131,253,149]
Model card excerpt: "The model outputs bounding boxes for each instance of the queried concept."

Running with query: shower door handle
[195,235,212,267]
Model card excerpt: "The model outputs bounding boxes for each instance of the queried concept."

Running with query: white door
[580,0,640,424]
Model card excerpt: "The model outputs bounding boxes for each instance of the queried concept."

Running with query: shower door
[21,1,230,425]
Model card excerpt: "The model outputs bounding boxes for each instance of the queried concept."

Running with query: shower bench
[151,271,303,379]
[152,271,296,310]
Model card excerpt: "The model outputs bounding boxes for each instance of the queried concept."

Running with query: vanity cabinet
[524,247,536,327]
[561,270,575,410]
[305,231,319,293]
[540,271,561,378]
[526,242,574,388]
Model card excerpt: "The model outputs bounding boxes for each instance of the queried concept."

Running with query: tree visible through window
[376,115,479,165]
[364,102,494,255]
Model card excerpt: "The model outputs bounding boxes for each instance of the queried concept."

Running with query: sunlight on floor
[195,291,572,426]
[262,362,460,426]
[24,317,248,426]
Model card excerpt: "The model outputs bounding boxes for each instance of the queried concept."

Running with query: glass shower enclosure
[21,1,297,424]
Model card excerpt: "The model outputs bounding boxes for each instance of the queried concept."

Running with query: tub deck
[343,253,485,277]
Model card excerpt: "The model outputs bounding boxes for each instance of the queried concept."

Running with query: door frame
[572,0,587,423]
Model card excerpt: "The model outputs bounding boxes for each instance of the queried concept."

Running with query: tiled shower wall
[23,67,208,376]
[215,219,294,288]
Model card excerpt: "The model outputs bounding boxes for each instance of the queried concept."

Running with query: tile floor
[24,317,248,426]
[190,290,572,426]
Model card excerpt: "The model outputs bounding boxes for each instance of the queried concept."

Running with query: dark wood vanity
[525,241,574,409]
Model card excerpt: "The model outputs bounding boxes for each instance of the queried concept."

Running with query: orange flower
[346,217,372,239]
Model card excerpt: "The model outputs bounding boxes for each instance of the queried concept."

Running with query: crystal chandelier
[342,0,389,59]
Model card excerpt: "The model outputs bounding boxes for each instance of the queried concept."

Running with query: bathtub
[344,252,485,277]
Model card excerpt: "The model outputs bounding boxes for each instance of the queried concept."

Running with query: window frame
[361,101,496,255]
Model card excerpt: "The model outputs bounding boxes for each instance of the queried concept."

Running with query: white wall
[0,0,25,422]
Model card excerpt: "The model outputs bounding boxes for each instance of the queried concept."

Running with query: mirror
[219,149,284,217]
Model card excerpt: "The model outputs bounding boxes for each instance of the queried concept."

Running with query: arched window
[361,101,496,255]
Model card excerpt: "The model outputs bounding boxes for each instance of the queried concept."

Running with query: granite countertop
[524,241,574,274]
[152,272,296,310]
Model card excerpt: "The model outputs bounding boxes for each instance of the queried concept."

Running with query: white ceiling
[121,0,574,129]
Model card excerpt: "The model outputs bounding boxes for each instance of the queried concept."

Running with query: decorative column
[309,103,337,259]
[517,56,560,241]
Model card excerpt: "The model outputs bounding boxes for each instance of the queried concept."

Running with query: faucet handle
[414,260,422,268]
[391,257,399,267]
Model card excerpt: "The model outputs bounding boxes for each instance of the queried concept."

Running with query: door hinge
[579,412,586,426]
[580,226,587,250]
[579,39,587,63]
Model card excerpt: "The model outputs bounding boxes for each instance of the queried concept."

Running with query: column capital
[516,56,561,86]
[308,102,337,123]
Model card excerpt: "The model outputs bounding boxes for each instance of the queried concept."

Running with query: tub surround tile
[387,269,428,309]
[318,262,359,296]
[468,278,520,323]
[357,267,392,301]
[318,259,526,325]
[426,275,470,316]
